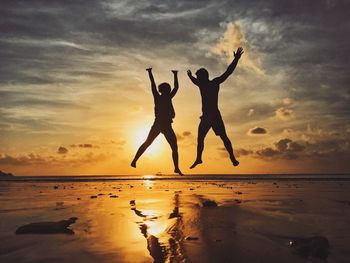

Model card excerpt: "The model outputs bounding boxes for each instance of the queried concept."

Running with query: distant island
[0,171,14,177]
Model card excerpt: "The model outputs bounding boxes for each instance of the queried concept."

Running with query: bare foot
[190,160,202,169]
[131,161,136,168]
[174,168,184,176]
[232,159,239,167]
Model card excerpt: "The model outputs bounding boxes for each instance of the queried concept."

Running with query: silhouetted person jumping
[131,68,183,175]
[187,47,244,169]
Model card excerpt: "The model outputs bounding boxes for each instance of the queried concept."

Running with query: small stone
[185,236,199,241]
[202,200,217,207]
[289,236,330,260]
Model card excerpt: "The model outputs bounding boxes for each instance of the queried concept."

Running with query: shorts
[200,113,226,136]
[152,119,173,134]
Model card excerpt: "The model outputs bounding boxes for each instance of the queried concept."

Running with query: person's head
[158,82,171,95]
[196,68,209,82]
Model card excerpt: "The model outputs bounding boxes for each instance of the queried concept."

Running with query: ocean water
[1,173,350,182]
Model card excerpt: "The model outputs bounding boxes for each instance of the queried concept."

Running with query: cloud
[0,153,46,166]
[0,152,109,166]
[247,109,254,117]
[70,143,97,148]
[256,147,280,158]
[254,136,350,161]
[235,148,254,157]
[57,146,68,154]
[256,138,305,160]
[218,147,253,158]
[177,131,192,141]
[212,22,264,75]
[275,107,295,121]
[282,98,294,105]
[248,127,267,135]
[182,131,191,136]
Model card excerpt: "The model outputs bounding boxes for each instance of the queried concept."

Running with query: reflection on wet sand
[131,193,185,263]
[1,179,350,262]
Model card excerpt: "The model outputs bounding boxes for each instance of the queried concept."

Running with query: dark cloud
[57,146,68,154]
[177,131,192,141]
[70,143,95,148]
[182,131,191,136]
[0,153,47,166]
[248,127,267,135]
[0,152,109,166]
[235,148,254,158]
[256,138,305,160]
[218,147,253,158]
[256,147,280,158]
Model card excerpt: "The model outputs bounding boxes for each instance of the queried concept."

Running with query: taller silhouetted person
[187,47,244,169]
[131,68,183,175]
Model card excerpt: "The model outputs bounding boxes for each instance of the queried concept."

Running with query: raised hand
[172,70,178,74]
[146,67,152,72]
[233,47,244,59]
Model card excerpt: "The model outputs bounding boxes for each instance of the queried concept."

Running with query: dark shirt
[198,79,221,117]
[154,94,175,123]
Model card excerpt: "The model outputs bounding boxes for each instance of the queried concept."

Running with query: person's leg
[163,126,183,175]
[190,119,211,169]
[218,128,239,166]
[131,125,160,168]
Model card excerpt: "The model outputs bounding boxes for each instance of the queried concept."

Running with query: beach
[1,175,350,263]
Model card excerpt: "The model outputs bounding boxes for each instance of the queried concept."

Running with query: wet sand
[0,177,350,262]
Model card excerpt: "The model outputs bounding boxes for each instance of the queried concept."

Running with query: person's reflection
[131,194,185,263]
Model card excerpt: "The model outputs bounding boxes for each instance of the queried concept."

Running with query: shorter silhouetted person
[131,68,183,175]
[187,47,244,169]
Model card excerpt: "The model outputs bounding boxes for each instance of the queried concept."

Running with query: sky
[1,0,350,175]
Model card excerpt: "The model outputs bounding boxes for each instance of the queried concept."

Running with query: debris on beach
[235,191,242,195]
[185,236,199,241]
[16,217,78,235]
[202,200,218,207]
[90,195,97,199]
[110,195,118,198]
[289,236,330,259]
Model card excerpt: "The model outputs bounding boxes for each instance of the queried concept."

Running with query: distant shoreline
[1,174,350,182]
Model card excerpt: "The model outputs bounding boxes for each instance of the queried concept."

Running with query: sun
[133,126,163,156]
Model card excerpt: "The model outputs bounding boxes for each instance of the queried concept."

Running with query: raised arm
[187,70,199,86]
[146,68,159,98]
[170,70,179,98]
[214,47,244,84]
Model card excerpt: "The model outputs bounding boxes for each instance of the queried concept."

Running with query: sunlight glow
[144,217,169,237]
[133,126,163,156]
[143,179,154,188]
